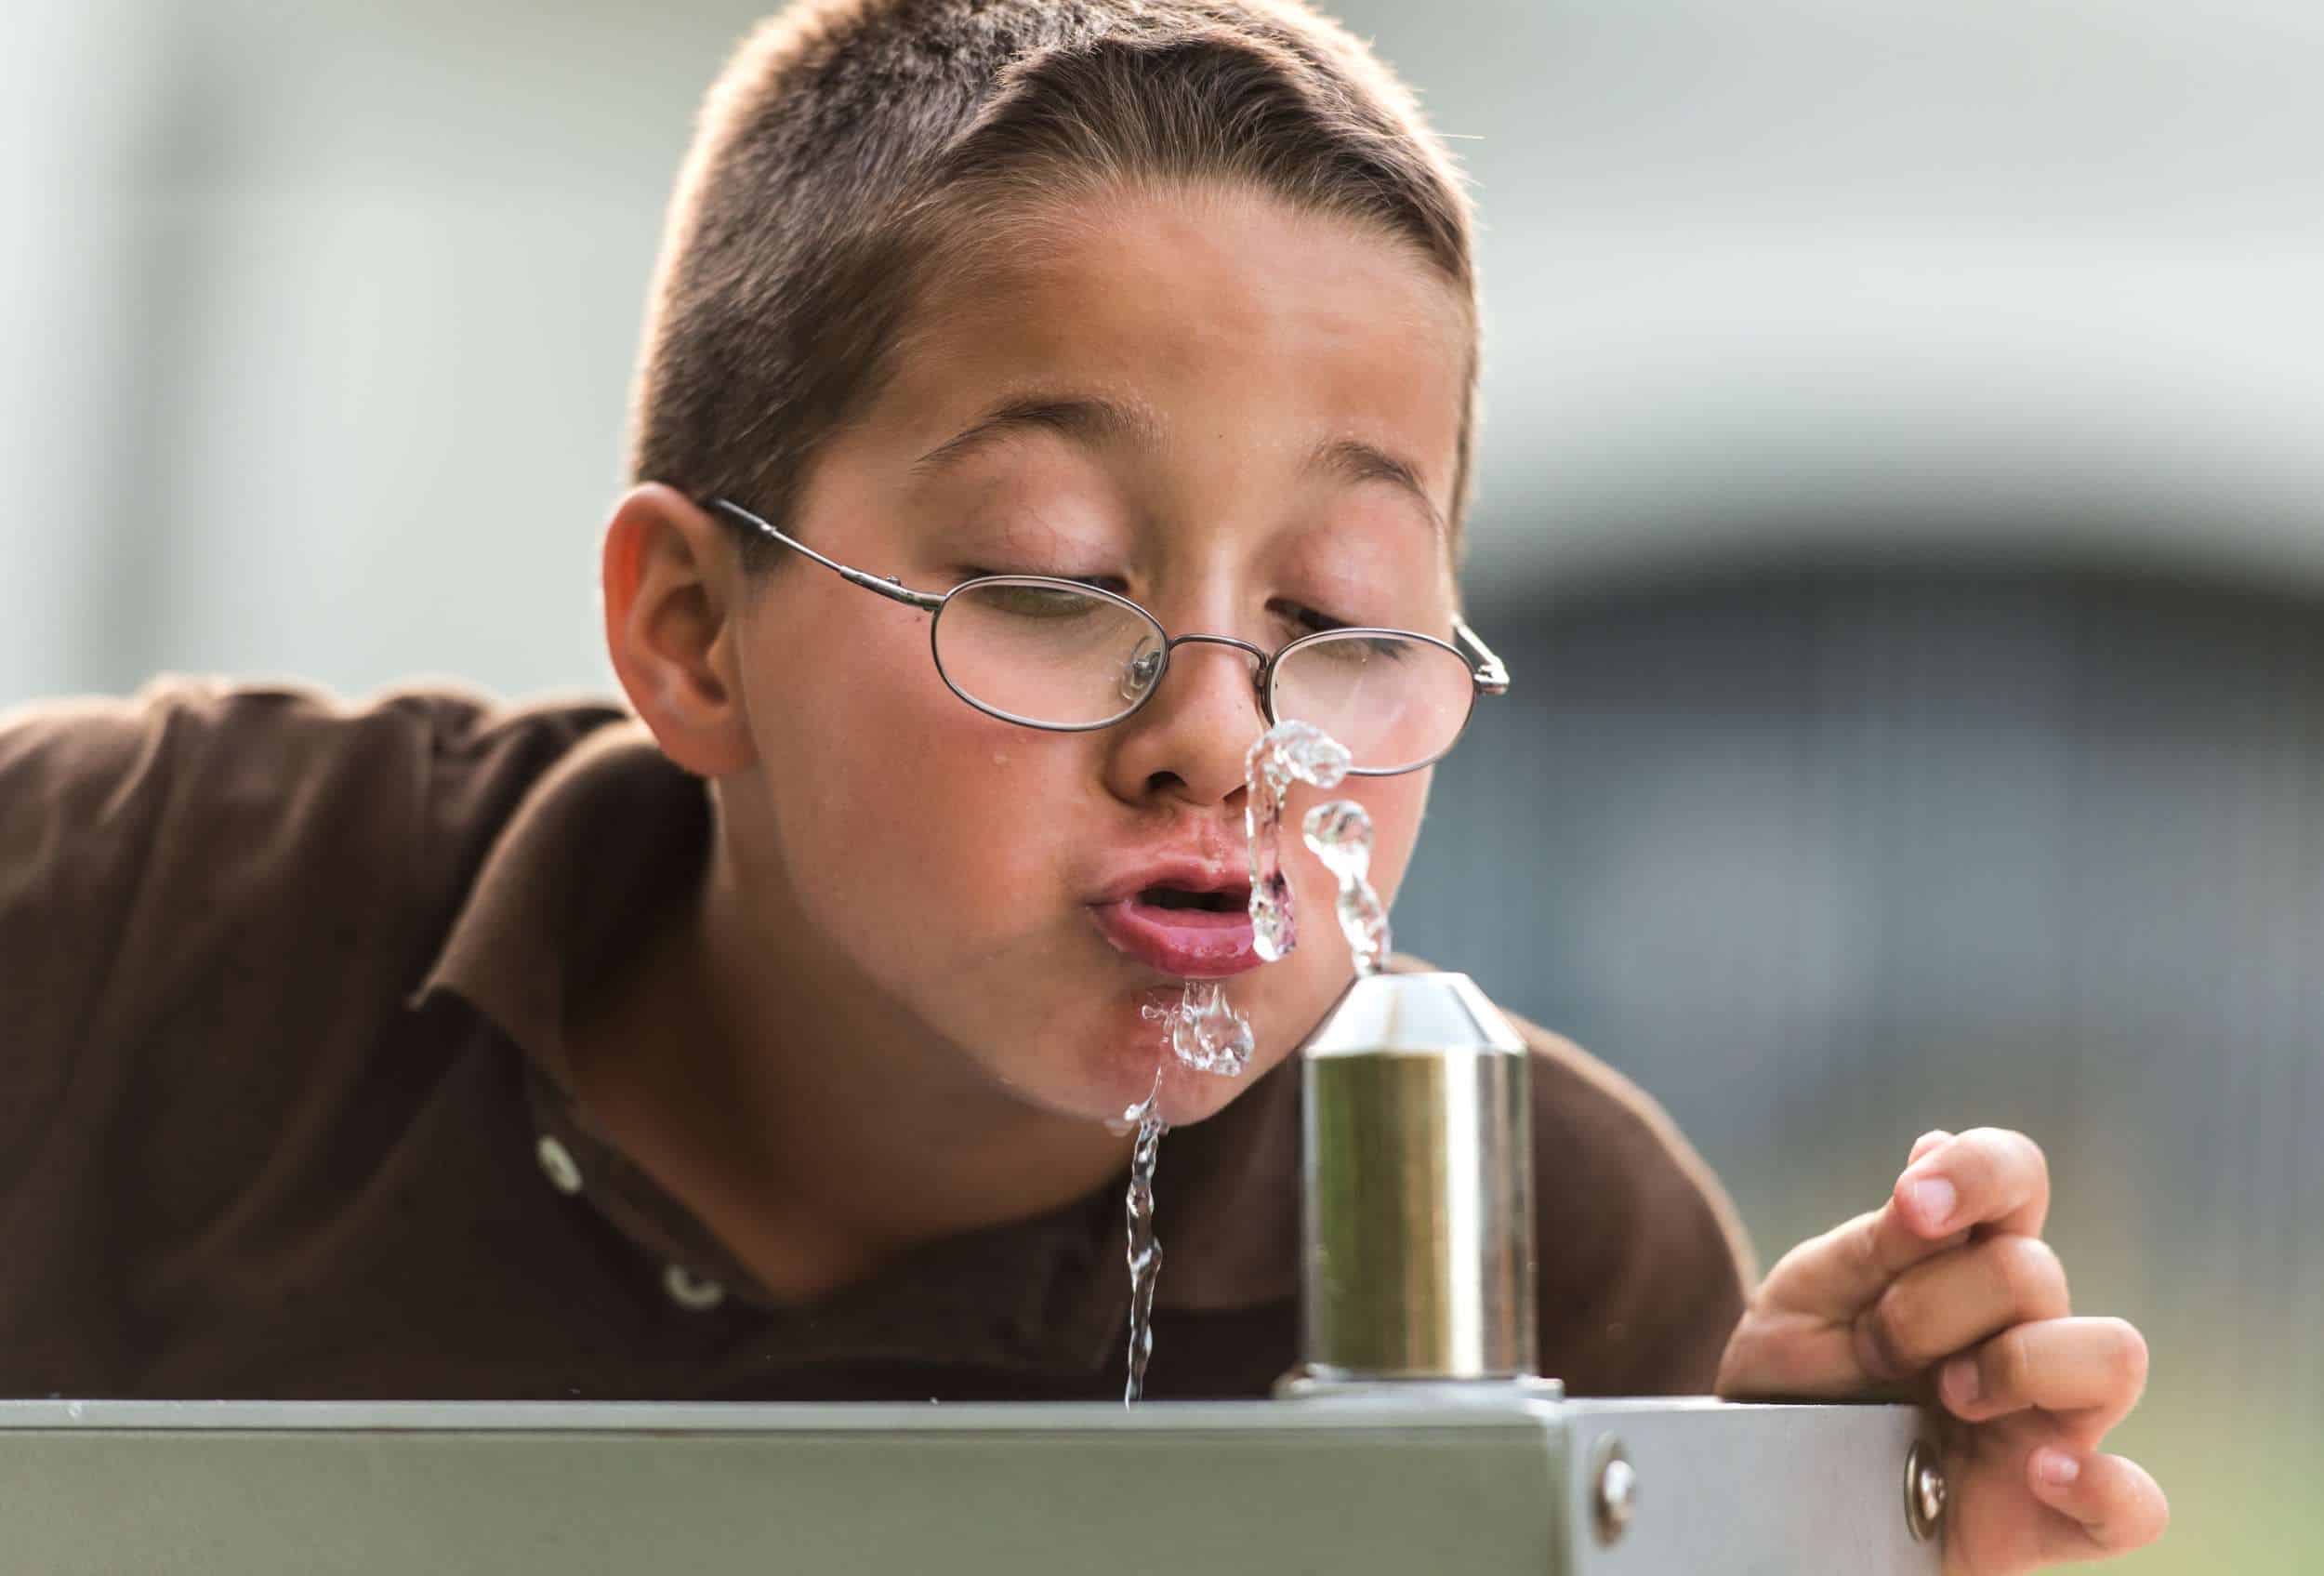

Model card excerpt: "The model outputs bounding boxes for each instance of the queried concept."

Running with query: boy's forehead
[882,185,1469,508]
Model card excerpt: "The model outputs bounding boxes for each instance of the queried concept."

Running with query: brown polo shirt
[0,677,1753,1401]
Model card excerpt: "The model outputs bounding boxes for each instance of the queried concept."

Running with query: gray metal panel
[1557,1399,1934,1574]
[0,1398,1938,1575]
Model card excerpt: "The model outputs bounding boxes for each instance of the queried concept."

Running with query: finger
[1755,1201,1971,1321]
[1758,1132,1977,1319]
[1940,1317,2149,1435]
[1858,1234,2070,1380]
[1894,1126,2050,1240]
[2027,1448,2171,1560]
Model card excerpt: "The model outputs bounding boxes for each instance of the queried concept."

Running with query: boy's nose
[1102,637,1267,811]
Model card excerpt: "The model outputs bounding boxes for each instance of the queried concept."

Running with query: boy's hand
[1712,1128,2169,1572]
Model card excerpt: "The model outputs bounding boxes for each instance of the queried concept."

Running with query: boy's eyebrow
[911,394,1160,474]
[1309,436,1446,537]
[910,393,1446,536]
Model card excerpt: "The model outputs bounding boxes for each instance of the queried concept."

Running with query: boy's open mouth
[1089,875,1261,977]
[1139,884,1243,914]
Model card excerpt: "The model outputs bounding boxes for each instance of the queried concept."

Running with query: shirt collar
[407,716,706,1090]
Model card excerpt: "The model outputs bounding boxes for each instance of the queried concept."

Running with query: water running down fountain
[1118,1066,1166,1405]
[1123,722,1392,1402]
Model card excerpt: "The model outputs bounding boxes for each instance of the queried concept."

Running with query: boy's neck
[563,824,1132,1306]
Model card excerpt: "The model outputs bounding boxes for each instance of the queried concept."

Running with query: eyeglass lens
[932,579,1473,770]
[1270,628,1475,773]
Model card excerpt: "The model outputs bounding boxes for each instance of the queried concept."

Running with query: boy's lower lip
[1089,898,1261,977]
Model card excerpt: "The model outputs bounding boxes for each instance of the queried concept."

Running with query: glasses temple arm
[706,497,945,612]
[1453,617,1511,695]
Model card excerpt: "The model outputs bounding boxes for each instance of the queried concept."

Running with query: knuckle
[1991,1234,2069,1314]
[2100,1318,2151,1397]
[1870,1285,1940,1368]
[2104,1473,2171,1550]
[2025,1134,2053,1193]
[1985,1325,2037,1399]
[1976,1124,2047,1183]
[1831,1211,1882,1279]
[2143,1479,2172,1543]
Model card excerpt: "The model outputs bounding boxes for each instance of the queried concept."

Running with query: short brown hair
[628,0,1479,565]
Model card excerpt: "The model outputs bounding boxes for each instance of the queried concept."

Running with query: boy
[0,2,2161,1569]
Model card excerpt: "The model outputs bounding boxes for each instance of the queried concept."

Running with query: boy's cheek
[777,642,1052,835]
[819,722,1102,947]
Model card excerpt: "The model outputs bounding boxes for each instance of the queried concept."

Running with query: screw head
[1592,1437,1637,1545]
[1905,1440,1948,1543]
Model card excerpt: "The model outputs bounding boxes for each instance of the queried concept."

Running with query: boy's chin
[1019,1031,1248,1132]
[1151,1059,1261,1127]
[992,977,1301,1129]
[1096,1045,1266,1129]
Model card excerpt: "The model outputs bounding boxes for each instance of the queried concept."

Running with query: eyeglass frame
[704,497,1511,776]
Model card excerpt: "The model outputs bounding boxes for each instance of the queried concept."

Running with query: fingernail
[1941,1357,1980,1409]
[1907,1176,1957,1231]
[2035,1449,2081,1488]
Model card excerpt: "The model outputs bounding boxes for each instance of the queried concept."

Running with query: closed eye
[961,567,1129,596]
[1274,603,1419,663]
[1272,599,1351,637]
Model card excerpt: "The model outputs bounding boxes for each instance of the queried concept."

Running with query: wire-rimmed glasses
[706,497,1510,775]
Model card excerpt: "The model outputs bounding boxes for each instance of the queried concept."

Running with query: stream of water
[1118,721,1390,1401]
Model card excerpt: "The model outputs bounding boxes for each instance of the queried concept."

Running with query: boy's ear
[600,483,758,776]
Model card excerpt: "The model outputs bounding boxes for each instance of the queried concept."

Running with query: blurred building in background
[5,2,2318,1568]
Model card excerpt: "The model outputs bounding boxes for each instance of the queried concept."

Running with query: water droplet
[1244,721,1352,962]
[1141,982,1253,1077]
[1302,799,1392,975]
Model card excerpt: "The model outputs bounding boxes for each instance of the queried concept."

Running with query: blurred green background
[7,1,2317,1568]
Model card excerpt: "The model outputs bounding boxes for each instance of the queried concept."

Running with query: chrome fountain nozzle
[1279,971,1545,1390]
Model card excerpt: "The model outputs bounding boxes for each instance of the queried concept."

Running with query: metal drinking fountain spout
[1278,970,1550,1392]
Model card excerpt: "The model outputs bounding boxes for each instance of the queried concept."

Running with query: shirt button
[535,1134,584,1196]
[663,1264,727,1312]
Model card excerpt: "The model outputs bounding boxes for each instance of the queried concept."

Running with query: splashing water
[1116,975,1259,1399]
[1117,980,1249,1400]
[1120,1066,1167,1404]
[1111,721,1363,1401]
[1245,721,1353,961]
[1302,800,1392,976]
[1141,980,1254,1077]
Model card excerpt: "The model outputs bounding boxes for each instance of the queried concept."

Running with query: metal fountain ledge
[0,1392,1939,1575]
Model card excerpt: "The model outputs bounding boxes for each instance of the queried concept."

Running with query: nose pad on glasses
[1120,637,1165,704]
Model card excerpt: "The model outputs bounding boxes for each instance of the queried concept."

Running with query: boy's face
[731,181,1471,1127]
